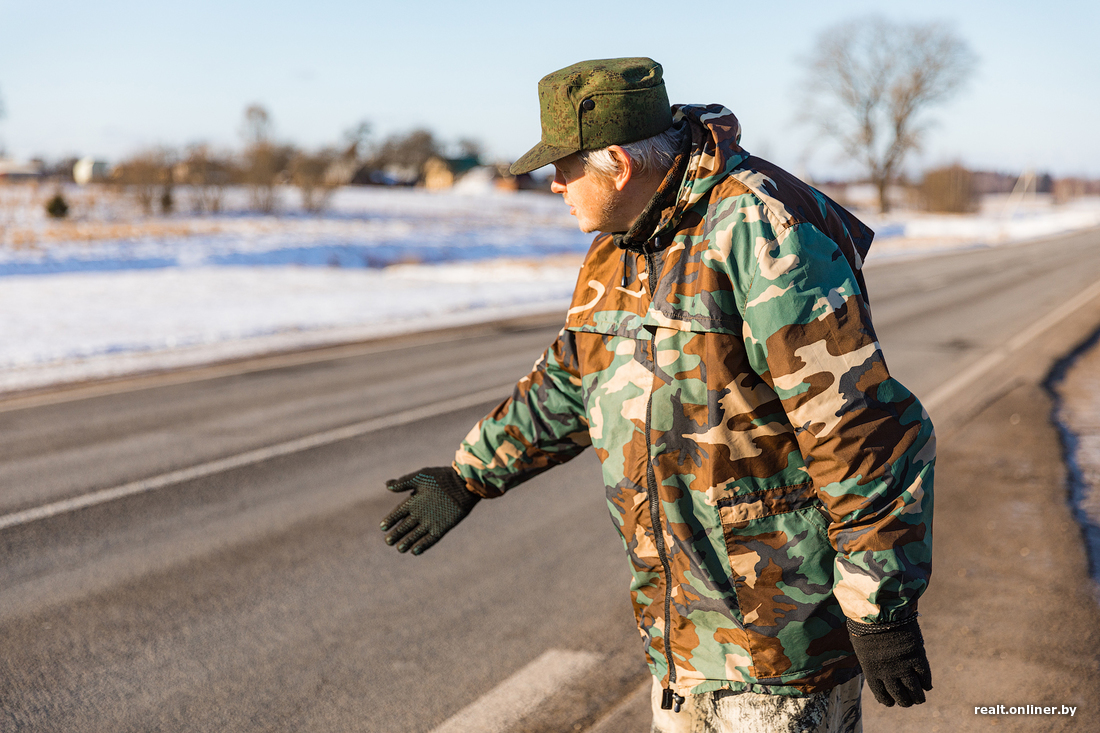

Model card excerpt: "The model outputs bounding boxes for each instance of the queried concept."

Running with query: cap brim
[509,141,577,175]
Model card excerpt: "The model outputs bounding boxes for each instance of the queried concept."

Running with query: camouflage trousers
[650,675,863,733]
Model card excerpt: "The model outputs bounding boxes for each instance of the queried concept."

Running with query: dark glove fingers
[379,502,411,532]
[384,515,419,546]
[917,664,933,691]
[867,678,895,707]
[409,531,443,556]
[899,673,927,705]
[396,526,430,553]
[884,677,915,707]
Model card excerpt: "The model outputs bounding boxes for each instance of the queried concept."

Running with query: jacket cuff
[847,614,920,637]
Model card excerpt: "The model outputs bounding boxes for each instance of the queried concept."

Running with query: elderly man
[380,58,935,732]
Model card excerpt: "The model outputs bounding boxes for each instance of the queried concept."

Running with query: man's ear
[607,145,633,192]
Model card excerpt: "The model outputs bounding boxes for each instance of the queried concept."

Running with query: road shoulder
[865,378,1100,732]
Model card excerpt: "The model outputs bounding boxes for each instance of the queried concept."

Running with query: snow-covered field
[2,183,1098,394]
[863,194,1100,260]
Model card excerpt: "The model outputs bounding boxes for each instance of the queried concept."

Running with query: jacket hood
[616,104,750,250]
[675,104,876,276]
[668,104,750,219]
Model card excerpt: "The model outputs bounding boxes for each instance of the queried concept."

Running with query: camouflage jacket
[454,105,935,697]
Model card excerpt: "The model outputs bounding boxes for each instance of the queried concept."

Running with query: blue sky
[1,0,1098,178]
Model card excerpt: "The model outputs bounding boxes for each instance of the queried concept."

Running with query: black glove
[379,466,480,555]
[847,615,932,707]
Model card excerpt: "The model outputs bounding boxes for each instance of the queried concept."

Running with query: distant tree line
[108,104,481,216]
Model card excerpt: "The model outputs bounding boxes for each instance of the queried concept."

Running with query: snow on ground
[0,185,591,392]
[0,259,581,392]
[0,185,589,274]
[2,183,1098,394]
[863,195,1100,262]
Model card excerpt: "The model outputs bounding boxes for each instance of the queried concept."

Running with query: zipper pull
[660,688,685,712]
[621,249,630,288]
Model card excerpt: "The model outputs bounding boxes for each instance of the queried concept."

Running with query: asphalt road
[3,228,1100,732]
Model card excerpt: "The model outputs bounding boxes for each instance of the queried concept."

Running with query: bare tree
[802,17,976,212]
[114,148,174,215]
[324,120,372,189]
[240,104,290,213]
[291,125,371,212]
[366,129,440,184]
[241,104,272,147]
[180,144,232,213]
[342,120,372,161]
[289,148,341,213]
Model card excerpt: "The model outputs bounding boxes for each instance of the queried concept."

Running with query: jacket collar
[613,104,750,253]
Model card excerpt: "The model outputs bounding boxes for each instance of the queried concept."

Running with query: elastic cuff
[847,614,920,637]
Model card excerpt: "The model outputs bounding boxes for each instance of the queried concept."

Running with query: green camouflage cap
[509,57,674,175]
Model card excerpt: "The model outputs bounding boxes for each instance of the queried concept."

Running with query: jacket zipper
[644,250,658,297]
[644,249,684,713]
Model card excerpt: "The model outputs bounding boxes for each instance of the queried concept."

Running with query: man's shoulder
[703,155,873,267]
[707,156,828,234]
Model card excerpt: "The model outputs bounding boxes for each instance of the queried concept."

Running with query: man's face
[550,154,623,233]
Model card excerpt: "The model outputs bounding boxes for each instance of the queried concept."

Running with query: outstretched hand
[380,467,480,555]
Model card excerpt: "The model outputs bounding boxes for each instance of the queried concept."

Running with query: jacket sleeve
[452,327,591,498]
[733,218,935,625]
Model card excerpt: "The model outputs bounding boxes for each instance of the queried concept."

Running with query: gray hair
[580,124,686,180]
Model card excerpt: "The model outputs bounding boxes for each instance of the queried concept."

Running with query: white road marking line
[429,649,601,733]
[0,384,513,532]
[924,277,1100,414]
